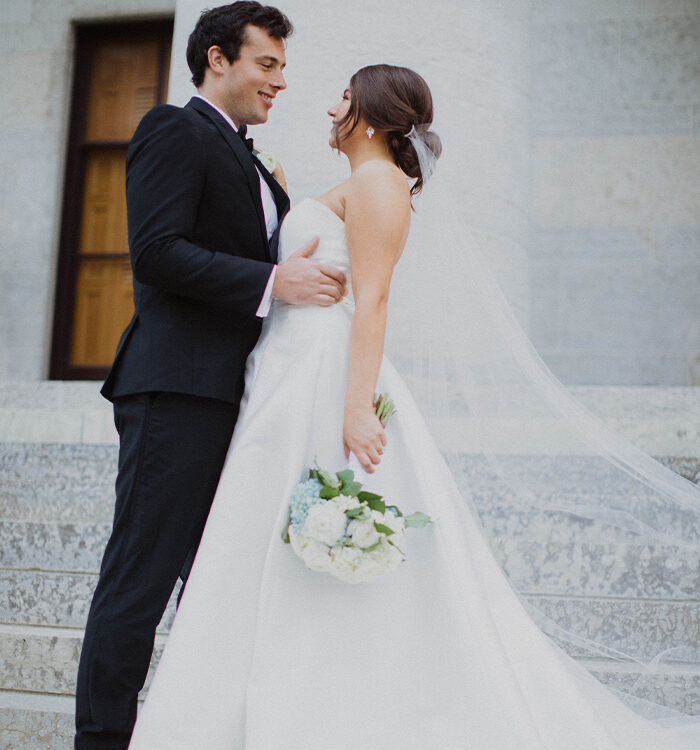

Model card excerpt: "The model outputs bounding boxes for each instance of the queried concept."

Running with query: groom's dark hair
[187,2,293,87]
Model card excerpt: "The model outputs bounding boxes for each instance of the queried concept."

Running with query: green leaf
[335,469,355,484]
[317,469,340,488]
[358,490,383,503]
[319,485,340,499]
[385,504,403,517]
[373,392,396,427]
[345,507,366,518]
[374,521,395,536]
[387,537,404,553]
[362,540,383,553]
[404,511,432,528]
[281,525,290,543]
[340,480,363,497]
[358,492,385,514]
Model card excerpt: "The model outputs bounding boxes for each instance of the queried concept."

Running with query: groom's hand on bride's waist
[272,236,348,306]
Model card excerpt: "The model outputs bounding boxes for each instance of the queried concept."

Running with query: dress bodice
[277,198,350,274]
[271,198,354,319]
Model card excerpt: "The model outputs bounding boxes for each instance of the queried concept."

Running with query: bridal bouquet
[282,394,432,584]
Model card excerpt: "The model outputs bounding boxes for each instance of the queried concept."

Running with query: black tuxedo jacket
[101,97,290,405]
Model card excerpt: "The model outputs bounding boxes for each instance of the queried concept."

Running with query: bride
[129,64,700,749]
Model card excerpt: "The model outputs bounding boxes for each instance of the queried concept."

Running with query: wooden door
[51,20,172,379]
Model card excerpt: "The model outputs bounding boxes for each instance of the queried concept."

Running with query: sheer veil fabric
[383,115,700,728]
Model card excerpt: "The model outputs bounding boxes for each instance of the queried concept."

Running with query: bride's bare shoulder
[346,160,410,218]
[349,159,408,192]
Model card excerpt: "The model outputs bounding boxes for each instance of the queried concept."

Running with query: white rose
[329,545,365,584]
[304,502,348,546]
[301,539,333,573]
[347,518,381,549]
[369,538,404,571]
[334,494,362,513]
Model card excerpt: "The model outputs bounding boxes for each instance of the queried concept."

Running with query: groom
[74,3,347,748]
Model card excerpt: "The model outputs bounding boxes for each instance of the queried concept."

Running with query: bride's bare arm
[343,161,411,472]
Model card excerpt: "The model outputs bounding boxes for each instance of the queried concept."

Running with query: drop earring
[366,126,375,139]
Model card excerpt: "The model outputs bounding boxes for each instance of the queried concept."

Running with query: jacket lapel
[186,97,270,254]
[252,152,290,263]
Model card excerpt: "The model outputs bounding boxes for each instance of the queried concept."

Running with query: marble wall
[0,0,697,385]
[529,1,700,384]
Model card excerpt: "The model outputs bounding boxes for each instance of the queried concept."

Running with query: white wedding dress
[129,198,699,749]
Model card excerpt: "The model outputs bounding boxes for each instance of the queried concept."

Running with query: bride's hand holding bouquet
[283,394,431,584]
[342,398,388,474]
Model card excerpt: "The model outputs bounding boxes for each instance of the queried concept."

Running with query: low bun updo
[335,64,442,196]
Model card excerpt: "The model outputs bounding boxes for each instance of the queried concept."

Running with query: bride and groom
[75,2,700,749]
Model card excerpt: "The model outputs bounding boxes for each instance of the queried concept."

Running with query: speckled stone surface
[0,521,111,571]
[592,671,700,716]
[2,443,698,527]
[0,632,163,696]
[0,708,74,750]
[490,537,700,598]
[448,453,700,544]
[0,444,117,523]
[1,390,699,734]
[3,518,698,601]
[528,596,700,662]
[0,570,177,632]
[1,566,695,662]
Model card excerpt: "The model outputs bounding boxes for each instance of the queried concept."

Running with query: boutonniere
[253,148,277,174]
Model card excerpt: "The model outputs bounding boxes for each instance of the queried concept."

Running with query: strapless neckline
[304,197,345,225]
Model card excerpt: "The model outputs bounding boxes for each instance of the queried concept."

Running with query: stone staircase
[1,382,698,748]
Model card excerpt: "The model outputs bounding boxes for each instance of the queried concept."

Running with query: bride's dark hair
[335,64,442,196]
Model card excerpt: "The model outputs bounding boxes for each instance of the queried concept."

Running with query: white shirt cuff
[255,266,277,318]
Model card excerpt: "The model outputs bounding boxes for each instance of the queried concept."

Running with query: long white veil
[385,116,700,728]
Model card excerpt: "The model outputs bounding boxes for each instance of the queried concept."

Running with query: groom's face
[220,24,287,126]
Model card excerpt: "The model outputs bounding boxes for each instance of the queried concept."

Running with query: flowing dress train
[129,198,699,749]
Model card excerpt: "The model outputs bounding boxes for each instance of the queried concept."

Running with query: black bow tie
[236,124,255,153]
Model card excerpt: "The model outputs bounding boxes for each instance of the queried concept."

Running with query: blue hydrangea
[289,478,324,533]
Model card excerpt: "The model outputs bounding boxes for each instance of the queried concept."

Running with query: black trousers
[74,392,239,750]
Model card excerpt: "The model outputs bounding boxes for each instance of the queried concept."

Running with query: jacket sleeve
[125,105,275,316]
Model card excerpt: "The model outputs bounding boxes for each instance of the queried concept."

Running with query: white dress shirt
[194,95,278,318]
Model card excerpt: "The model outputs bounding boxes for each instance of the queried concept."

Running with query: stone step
[0,699,74,750]
[0,626,695,713]
[0,625,163,698]
[0,444,116,524]
[590,666,700,717]
[0,570,178,632]
[526,595,700,663]
[2,442,698,539]
[2,673,695,750]
[0,566,695,659]
[2,518,698,600]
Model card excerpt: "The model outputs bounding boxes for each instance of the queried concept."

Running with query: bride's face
[327,88,353,151]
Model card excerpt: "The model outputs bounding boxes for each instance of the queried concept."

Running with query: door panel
[70,258,134,367]
[51,20,172,379]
